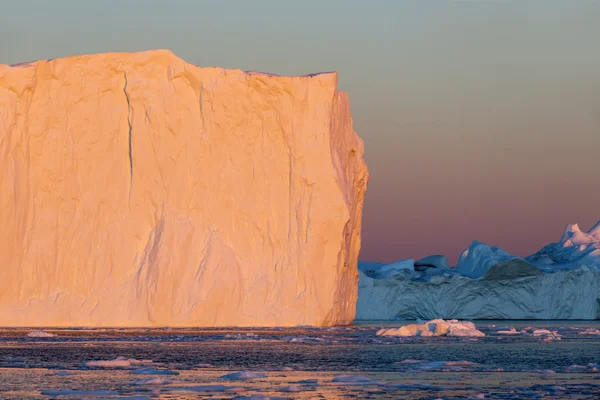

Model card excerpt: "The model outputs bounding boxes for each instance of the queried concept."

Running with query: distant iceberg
[526,222,600,272]
[357,221,600,320]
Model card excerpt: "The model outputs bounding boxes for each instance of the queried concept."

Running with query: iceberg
[455,241,515,279]
[0,50,368,327]
[358,259,414,279]
[357,222,600,320]
[414,255,449,271]
[526,222,600,272]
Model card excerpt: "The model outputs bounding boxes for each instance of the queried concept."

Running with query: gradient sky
[2,1,599,264]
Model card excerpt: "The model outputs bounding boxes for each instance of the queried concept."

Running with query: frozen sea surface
[1,321,599,399]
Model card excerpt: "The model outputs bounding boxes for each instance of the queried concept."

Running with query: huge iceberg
[0,50,368,327]
[357,222,600,320]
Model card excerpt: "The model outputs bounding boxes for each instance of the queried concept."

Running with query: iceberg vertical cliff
[0,50,368,327]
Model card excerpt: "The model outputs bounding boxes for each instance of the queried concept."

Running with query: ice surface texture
[358,222,600,320]
[0,50,368,327]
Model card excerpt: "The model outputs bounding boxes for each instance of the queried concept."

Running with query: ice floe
[377,319,485,337]
[221,371,267,380]
[84,356,153,368]
[27,330,56,338]
[232,395,290,400]
[166,384,246,392]
[131,368,179,375]
[280,384,303,392]
[532,329,562,341]
[41,389,117,396]
[496,328,521,335]
[131,377,173,385]
[330,375,380,385]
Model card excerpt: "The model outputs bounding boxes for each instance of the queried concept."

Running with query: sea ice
[443,361,478,366]
[497,328,520,335]
[221,371,267,380]
[331,375,380,385]
[131,368,179,375]
[85,357,134,368]
[280,384,303,392]
[27,330,56,338]
[294,379,318,385]
[532,329,561,341]
[232,395,290,400]
[131,377,173,385]
[167,384,246,392]
[96,397,151,400]
[41,389,117,396]
[85,356,152,368]
[580,328,600,335]
[377,319,485,337]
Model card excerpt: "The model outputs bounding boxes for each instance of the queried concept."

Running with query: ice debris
[377,319,485,337]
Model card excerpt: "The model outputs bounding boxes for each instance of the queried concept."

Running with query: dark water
[0,321,599,399]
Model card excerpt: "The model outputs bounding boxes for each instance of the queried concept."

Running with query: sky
[1,0,599,264]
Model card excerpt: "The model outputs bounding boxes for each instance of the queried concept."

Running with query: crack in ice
[123,73,133,204]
